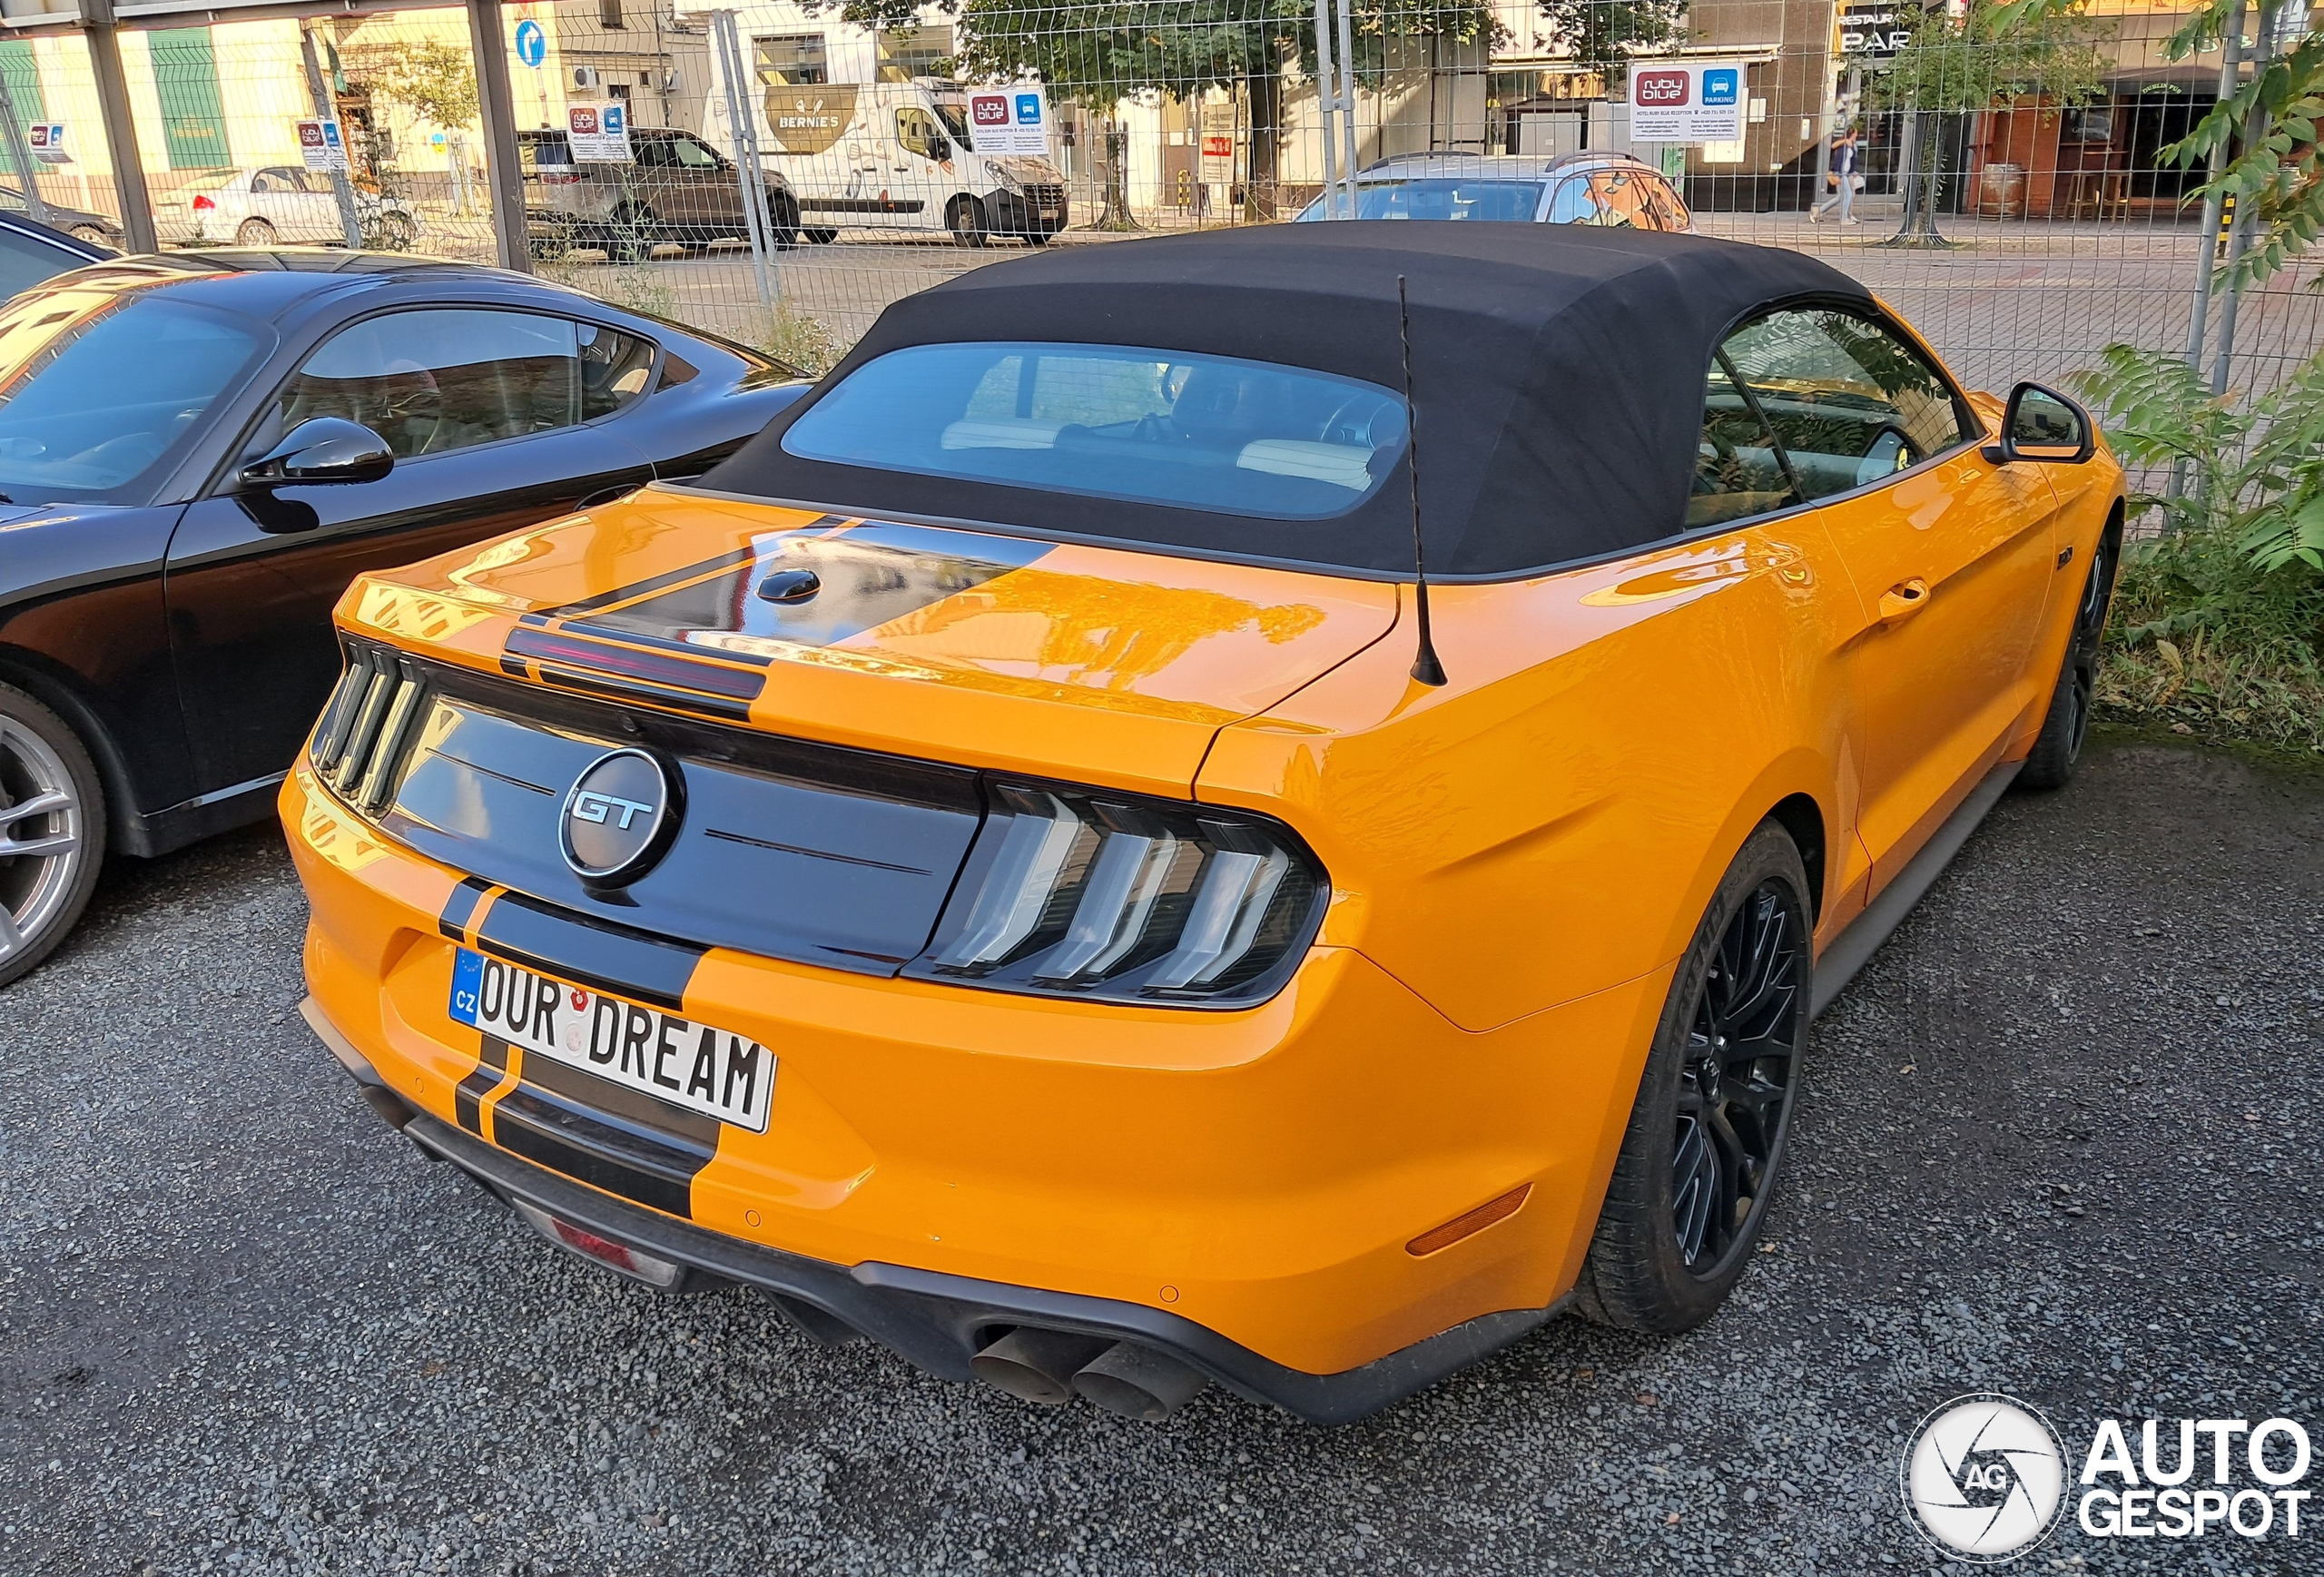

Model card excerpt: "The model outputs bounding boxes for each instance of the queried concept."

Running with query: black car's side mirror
[241,418,394,488]
[1983,381,2095,466]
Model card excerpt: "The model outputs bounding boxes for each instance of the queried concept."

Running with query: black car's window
[1718,309,1968,501]
[1691,358,1800,529]
[0,287,269,500]
[782,340,1409,520]
[278,309,655,458]
[0,226,84,298]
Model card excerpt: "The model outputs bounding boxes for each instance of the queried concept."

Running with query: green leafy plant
[2160,3,2324,291]
[343,37,480,132]
[2067,343,2324,749]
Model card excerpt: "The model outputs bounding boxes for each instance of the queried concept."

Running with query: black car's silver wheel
[0,685,104,990]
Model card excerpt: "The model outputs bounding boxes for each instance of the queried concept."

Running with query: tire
[767,192,803,251]
[804,227,839,245]
[235,217,278,247]
[947,195,989,249]
[0,683,106,991]
[1573,820,1812,1334]
[2016,532,2118,792]
[69,225,112,248]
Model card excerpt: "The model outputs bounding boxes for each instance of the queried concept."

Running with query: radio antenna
[1397,274,1447,687]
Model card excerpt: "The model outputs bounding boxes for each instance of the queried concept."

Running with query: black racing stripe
[499,654,534,681]
[455,1033,513,1135]
[438,875,494,942]
[490,1087,704,1217]
[526,661,758,723]
[532,527,847,622]
[547,621,774,668]
[473,892,705,1012]
[504,626,766,701]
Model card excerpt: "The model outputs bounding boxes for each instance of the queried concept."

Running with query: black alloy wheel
[1576,820,1810,1333]
[2018,531,2117,791]
[1669,880,1805,1270]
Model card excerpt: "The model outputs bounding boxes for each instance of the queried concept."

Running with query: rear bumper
[286,761,1663,1406]
[310,997,1560,1424]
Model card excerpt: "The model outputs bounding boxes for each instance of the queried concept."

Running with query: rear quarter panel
[1197,517,1867,1036]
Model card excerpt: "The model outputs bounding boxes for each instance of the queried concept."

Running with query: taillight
[905,779,1325,1008]
[310,642,429,814]
[191,193,214,211]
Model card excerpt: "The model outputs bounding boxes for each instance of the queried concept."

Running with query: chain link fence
[0,0,2313,402]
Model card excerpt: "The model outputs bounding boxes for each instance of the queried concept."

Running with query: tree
[343,36,479,132]
[1532,0,1684,85]
[2157,2,2324,291]
[826,1,1500,216]
[1860,0,2105,247]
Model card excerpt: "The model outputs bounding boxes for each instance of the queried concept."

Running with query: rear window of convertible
[778,341,1410,520]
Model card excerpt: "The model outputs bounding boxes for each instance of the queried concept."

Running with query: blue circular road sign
[514,19,547,69]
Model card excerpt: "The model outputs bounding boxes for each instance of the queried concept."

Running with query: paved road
[3,734,2319,1575]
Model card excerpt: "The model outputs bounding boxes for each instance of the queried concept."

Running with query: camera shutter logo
[1901,1393,2069,1563]
[560,748,680,884]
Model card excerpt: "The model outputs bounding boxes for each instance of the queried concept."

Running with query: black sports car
[0,250,809,985]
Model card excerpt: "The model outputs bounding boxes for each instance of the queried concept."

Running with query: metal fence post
[468,0,534,274]
[2211,0,2279,397]
[710,10,777,312]
[1313,0,1341,216]
[0,75,49,228]
[80,0,156,255]
[299,25,364,250]
[1335,0,1358,212]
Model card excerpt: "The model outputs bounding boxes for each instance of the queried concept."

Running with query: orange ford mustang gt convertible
[287,225,2122,1424]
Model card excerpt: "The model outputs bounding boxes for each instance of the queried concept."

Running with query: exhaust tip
[1071,1343,1209,1421]
[970,1328,1115,1406]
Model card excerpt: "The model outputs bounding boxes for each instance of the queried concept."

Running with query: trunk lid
[351,487,1401,796]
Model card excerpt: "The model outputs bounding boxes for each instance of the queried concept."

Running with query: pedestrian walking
[1809,128,1862,225]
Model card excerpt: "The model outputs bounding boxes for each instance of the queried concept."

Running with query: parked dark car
[0,249,809,986]
[518,127,801,261]
[0,182,124,249]
[0,210,112,297]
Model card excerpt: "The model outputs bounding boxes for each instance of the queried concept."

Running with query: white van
[741,80,1067,247]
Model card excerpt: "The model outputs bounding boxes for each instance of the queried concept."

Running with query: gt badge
[560,747,682,884]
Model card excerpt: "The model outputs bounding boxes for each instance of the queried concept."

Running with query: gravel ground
[3,731,2319,1576]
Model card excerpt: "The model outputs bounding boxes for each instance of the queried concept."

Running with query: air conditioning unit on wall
[573,66,601,90]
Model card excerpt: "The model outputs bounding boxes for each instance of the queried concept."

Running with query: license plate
[448,948,774,1132]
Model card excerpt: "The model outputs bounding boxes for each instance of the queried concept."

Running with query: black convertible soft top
[704,223,1875,578]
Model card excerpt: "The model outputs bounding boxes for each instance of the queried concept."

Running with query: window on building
[754,34,828,87]
[876,25,953,83]
[599,0,625,27]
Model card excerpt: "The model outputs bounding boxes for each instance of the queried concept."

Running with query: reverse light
[907,780,1326,1009]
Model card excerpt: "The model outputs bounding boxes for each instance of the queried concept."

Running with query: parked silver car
[1293,152,1692,231]
[154,166,419,250]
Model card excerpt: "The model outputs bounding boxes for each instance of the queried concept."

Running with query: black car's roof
[24,248,609,318]
[706,223,1876,579]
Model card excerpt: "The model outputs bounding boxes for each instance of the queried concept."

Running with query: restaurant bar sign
[1837,3,1911,58]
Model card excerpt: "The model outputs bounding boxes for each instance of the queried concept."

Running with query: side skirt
[1810,757,2023,1019]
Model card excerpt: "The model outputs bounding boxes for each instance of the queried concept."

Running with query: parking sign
[964,85,1051,157]
[1630,62,1748,143]
[568,103,633,163]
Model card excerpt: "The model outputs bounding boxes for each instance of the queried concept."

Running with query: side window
[1545,177,1591,223]
[0,230,77,298]
[1718,309,1968,500]
[1689,356,1799,529]
[1643,174,1690,231]
[896,107,941,159]
[1584,169,1653,229]
[275,310,655,459]
[251,169,296,194]
[670,134,724,169]
[632,137,676,168]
